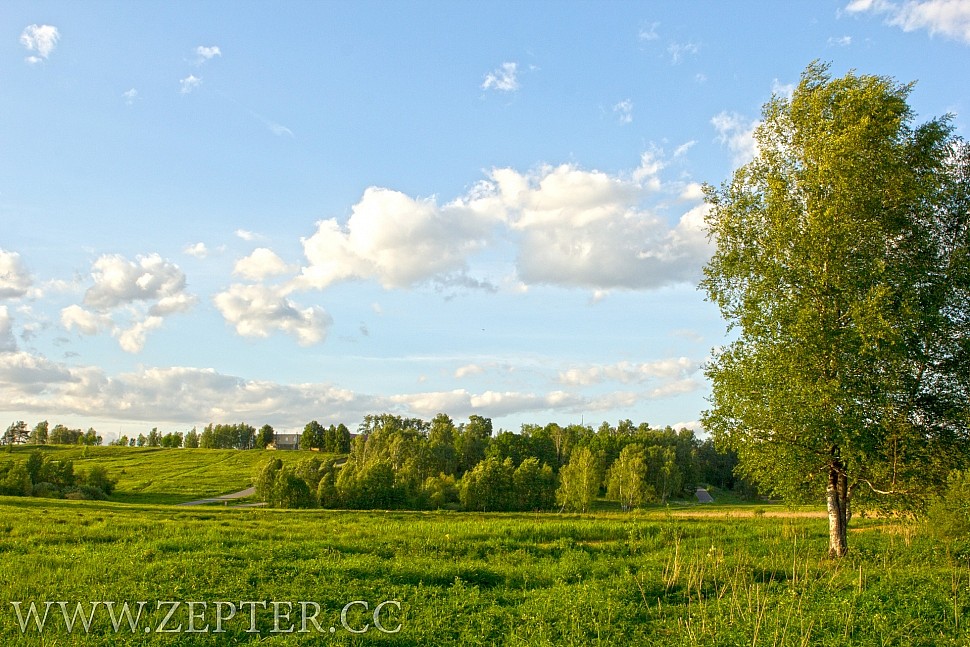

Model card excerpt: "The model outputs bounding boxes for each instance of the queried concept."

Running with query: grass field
[0,495,967,645]
[1,446,967,645]
[0,445,333,504]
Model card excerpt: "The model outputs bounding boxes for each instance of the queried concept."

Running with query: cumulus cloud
[297,187,500,290]
[711,111,759,166]
[489,161,710,290]
[482,62,520,92]
[82,254,193,311]
[61,254,197,353]
[846,0,970,43]
[20,24,59,63]
[295,153,710,293]
[214,283,332,346]
[0,250,33,298]
[180,75,203,94]
[61,305,113,336]
[233,248,292,280]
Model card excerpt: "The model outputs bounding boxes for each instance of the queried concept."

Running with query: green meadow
[0,506,965,641]
[0,447,967,645]
[0,445,330,504]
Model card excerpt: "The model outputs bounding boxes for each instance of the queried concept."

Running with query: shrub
[927,470,970,540]
[64,485,108,501]
[31,482,63,498]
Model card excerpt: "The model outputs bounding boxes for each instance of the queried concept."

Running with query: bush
[64,485,108,501]
[31,482,63,498]
[927,470,970,540]
[77,465,117,495]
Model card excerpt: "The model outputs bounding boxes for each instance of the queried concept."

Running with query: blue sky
[2,1,969,440]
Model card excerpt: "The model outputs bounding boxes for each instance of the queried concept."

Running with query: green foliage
[607,443,651,510]
[701,62,970,555]
[557,446,602,512]
[460,456,515,511]
[927,470,970,541]
[253,458,283,502]
[300,420,325,450]
[512,457,557,511]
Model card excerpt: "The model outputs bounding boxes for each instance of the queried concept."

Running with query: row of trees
[3,421,102,447]
[254,413,742,512]
[112,424,277,450]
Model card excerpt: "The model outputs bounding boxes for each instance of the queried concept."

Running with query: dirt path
[177,486,257,506]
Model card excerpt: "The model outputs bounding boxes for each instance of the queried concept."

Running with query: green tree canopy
[701,62,970,557]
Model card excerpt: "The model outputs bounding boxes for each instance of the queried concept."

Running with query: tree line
[254,413,743,512]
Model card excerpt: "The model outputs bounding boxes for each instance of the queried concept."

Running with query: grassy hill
[0,445,336,505]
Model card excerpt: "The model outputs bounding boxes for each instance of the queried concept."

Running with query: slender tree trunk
[827,450,849,557]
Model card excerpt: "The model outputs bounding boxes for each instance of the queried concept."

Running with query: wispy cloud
[123,88,138,106]
[638,21,661,41]
[179,75,203,94]
[667,40,699,63]
[482,62,520,92]
[613,99,634,124]
[20,24,60,64]
[827,35,853,46]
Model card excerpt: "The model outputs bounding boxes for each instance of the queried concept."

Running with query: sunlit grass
[0,496,965,645]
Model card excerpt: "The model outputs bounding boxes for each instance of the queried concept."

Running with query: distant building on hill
[268,433,301,450]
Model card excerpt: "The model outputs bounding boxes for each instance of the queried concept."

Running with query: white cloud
[179,75,203,94]
[295,153,710,293]
[558,357,701,386]
[61,254,196,353]
[454,364,485,379]
[20,24,59,63]
[183,242,209,258]
[679,182,705,201]
[236,229,263,242]
[213,283,332,346]
[0,307,15,352]
[711,111,759,166]
[667,41,699,63]
[846,0,970,43]
[116,316,164,354]
[123,88,139,105]
[486,161,710,290]
[613,99,634,124]
[233,248,292,280]
[827,35,854,46]
[0,250,33,298]
[196,45,222,62]
[82,254,193,311]
[297,187,499,290]
[482,62,520,92]
[61,305,112,336]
